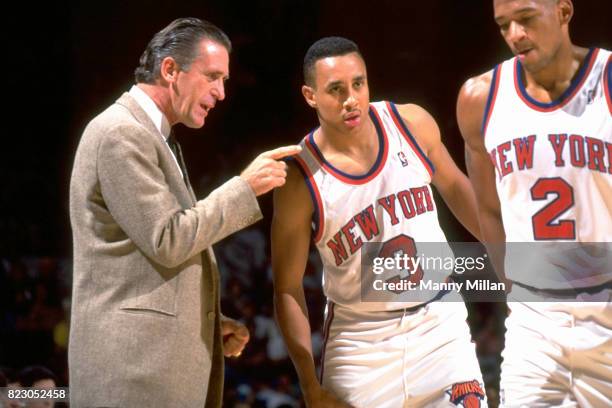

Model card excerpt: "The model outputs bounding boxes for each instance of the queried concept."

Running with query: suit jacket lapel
[115,93,196,206]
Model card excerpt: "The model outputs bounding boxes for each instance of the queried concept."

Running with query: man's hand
[221,317,249,358]
[305,385,356,408]
[240,145,302,196]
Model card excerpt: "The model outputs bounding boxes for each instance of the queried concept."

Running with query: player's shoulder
[389,102,440,152]
[455,69,500,142]
[273,157,314,220]
[393,102,430,120]
[598,47,611,71]
[390,103,438,133]
[458,70,496,108]
[285,157,306,185]
[277,148,313,199]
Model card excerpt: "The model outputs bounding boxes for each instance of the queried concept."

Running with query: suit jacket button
[207,311,215,321]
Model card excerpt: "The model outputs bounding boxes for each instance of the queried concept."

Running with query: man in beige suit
[69,18,300,407]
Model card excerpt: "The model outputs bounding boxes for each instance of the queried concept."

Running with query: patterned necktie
[166,131,192,190]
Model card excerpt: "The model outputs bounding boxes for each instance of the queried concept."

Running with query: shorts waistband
[388,289,451,313]
[512,280,612,297]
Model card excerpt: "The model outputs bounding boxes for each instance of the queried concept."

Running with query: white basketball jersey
[483,48,612,289]
[294,101,453,311]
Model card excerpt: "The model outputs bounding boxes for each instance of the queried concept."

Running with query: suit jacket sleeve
[97,123,262,268]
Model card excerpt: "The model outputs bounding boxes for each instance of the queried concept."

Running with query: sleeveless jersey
[483,48,612,289]
[294,101,453,311]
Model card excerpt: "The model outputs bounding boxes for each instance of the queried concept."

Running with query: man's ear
[160,56,180,83]
[558,0,573,25]
[302,85,317,108]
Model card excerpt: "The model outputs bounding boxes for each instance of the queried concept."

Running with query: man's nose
[212,79,225,101]
[507,21,527,45]
[344,94,357,109]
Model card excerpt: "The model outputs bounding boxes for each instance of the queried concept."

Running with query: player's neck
[522,44,589,101]
[317,116,377,155]
[314,118,380,175]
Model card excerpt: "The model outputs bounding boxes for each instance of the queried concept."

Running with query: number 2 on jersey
[530,177,576,240]
[378,234,424,287]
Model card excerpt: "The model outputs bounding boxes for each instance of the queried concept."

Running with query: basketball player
[272,37,488,408]
[457,0,611,406]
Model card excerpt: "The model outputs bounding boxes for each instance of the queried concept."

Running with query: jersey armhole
[290,155,325,244]
[481,64,502,138]
[604,54,612,115]
[385,101,435,178]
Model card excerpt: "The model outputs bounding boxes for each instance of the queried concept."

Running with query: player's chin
[517,49,543,69]
[343,119,363,132]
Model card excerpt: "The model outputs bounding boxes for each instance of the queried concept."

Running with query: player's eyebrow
[494,6,537,24]
[325,75,365,89]
[325,80,344,89]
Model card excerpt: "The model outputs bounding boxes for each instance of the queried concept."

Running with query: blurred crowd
[1,226,505,407]
[1,149,505,408]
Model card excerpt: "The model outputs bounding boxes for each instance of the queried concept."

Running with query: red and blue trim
[481,64,502,138]
[604,54,612,115]
[514,47,599,112]
[305,105,389,185]
[318,301,335,384]
[386,101,435,178]
[292,154,325,243]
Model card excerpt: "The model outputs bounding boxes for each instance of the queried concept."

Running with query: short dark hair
[134,17,231,84]
[303,36,362,87]
[17,366,57,387]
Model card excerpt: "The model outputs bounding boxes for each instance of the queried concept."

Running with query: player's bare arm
[272,163,354,408]
[456,71,508,283]
[395,103,481,241]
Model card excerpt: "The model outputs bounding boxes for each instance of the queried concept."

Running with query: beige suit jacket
[69,93,261,407]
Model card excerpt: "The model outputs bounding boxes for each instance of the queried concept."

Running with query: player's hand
[240,145,302,196]
[221,317,249,358]
[305,386,355,408]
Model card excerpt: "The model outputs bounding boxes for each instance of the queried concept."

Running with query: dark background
[1,0,610,406]
[3,0,610,256]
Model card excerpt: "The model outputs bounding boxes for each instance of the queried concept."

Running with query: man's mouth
[516,47,534,58]
[343,111,361,127]
[201,104,212,115]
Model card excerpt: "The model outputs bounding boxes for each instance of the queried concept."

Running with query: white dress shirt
[128,85,183,177]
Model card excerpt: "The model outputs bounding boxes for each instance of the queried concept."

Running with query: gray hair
[134,17,231,84]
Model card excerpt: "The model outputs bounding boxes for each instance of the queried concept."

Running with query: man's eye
[520,15,534,24]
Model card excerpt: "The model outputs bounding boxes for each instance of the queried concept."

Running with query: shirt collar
[128,84,171,139]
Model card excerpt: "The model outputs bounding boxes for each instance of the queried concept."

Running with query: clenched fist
[240,145,302,196]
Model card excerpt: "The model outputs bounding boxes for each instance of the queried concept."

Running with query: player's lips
[516,47,534,57]
[343,111,361,127]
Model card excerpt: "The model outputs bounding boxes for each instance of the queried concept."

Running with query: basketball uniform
[293,101,487,407]
[482,48,612,407]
